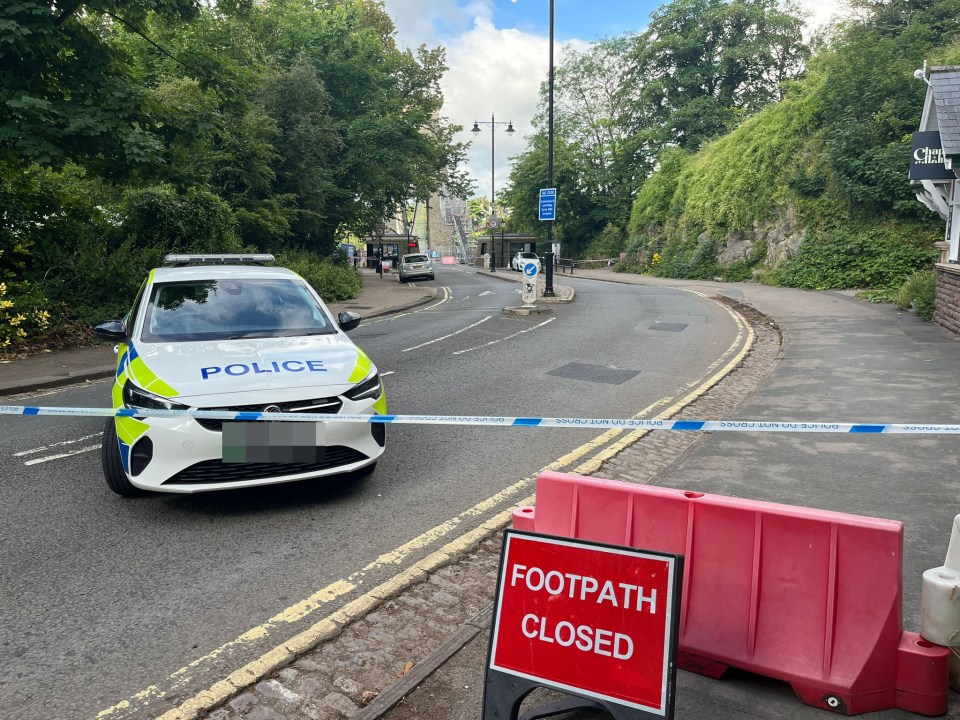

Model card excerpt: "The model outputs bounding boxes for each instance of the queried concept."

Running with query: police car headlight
[122,380,189,411]
[344,371,382,401]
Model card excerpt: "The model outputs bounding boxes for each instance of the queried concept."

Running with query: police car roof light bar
[163,254,276,266]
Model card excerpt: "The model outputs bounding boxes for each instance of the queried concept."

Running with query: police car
[92,254,386,496]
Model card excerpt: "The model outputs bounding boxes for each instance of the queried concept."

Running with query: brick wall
[934,264,960,335]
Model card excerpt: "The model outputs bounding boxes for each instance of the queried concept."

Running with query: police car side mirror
[338,311,362,332]
[93,320,127,342]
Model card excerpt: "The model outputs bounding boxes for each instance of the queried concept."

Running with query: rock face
[761,203,806,268]
[717,202,805,268]
[639,202,806,274]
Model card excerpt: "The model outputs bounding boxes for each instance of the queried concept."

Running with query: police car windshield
[141,279,335,342]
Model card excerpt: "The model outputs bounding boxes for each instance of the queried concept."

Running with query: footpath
[376,269,960,720]
[3,266,960,720]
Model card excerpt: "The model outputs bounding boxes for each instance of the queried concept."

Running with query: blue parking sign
[539,188,556,221]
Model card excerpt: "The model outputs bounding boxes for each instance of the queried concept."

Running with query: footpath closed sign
[487,530,682,717]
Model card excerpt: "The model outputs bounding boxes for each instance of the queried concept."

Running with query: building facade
[912,66,960,334]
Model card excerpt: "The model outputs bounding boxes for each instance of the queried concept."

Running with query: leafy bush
[51,237,172,325]
[894,270,936,321]
[778,220,937,290]
[118,185,241,255]
[0,277,50,348]
[31,184,246,327]
[276,248,361,302]
[655,232,720,280]
[629,148,690,231]
[582,224,627,261]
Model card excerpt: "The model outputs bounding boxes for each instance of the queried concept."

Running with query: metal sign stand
[482,529,682,720]
[483,670,647,720]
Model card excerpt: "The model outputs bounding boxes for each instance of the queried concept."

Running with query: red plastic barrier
[512,472,949,716]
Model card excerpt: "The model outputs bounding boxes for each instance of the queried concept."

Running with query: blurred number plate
[222,422,325,464]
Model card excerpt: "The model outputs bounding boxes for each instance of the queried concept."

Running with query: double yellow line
[97,293,753,720]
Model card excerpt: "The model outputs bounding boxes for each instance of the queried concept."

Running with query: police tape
[1,405,959,434]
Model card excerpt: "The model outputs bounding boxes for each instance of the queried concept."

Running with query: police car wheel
[101,419,146,497]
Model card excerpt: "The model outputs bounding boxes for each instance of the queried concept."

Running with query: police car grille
[196,397,343,431]
[163,447,368,485]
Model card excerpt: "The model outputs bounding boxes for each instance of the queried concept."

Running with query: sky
[381,0,845,200]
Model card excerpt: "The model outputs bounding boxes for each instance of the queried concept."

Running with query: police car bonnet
[128,336,366,398]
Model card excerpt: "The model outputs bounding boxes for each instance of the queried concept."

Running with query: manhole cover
[547,362,639,385]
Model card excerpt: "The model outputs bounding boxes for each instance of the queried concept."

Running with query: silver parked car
[398,253,435,282]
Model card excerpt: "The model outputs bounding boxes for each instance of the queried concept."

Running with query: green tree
[0,0,476,346]
[502,37,640,256]
[550,36,651,233]
[0,0,203,173]
[502,135,604,257]
[633,0,808,150]
[818,0,960,213]
[250,0,471,243]
[258,56,342,252]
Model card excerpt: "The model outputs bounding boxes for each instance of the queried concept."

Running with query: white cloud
[386,1,578,198]
[442,19,556,198]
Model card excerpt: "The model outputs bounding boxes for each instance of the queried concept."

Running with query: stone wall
[934,263,960,335]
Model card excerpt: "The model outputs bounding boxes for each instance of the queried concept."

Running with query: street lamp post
[471,115,515,272]
[511,0,555,296]
[544,0,556,295]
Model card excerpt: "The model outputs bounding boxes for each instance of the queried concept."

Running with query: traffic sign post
[483,530,683,720]
[487,216,499,272]
[539,189,557,296]
[538,188,556,222]
[521,262,539,305]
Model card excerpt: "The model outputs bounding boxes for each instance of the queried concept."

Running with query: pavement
[4,265,960,720]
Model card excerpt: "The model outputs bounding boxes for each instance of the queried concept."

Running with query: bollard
[920,513,960,690]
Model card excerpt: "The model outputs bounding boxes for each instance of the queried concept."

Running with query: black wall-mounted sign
[909,131,956,181]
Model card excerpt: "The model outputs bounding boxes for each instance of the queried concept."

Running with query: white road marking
[15,432,103,457]
[401,316,492,353]
[479,290,493,296]
[24,445,100,466]
[452,317,556,356]
[381,371,395,377]
[361,287,451,325]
